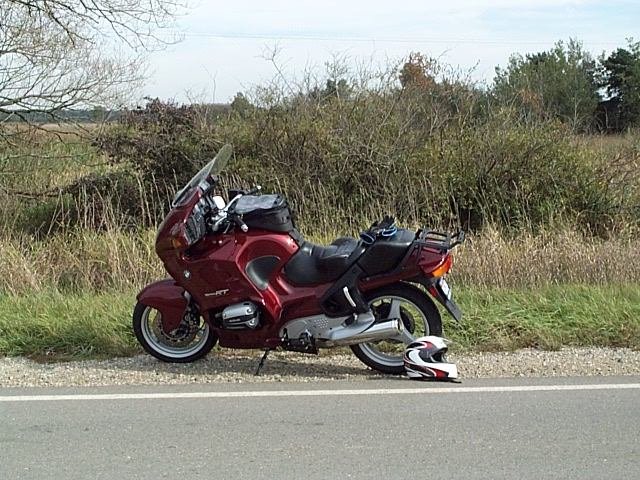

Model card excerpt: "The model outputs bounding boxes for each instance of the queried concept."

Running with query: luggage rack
[359,227,465,282]
[416,229,465,253]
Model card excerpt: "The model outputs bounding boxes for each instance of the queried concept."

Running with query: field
[1,96,639,359]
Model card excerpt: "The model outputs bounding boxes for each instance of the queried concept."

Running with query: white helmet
[403,336,458,380]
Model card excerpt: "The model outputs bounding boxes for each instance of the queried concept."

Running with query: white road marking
[1,383,639,402]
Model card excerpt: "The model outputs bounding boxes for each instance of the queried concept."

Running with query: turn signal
[171,236,187,249]
[430,254,453,278]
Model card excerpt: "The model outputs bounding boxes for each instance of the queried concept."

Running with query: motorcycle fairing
[245,255,281,291]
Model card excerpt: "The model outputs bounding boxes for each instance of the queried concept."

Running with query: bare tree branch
[0,0,185,132]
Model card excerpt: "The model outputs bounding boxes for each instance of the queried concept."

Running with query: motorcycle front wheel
[350,283,442,375]
[132,302,217,363]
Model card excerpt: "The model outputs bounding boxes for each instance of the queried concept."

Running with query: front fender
[137,279,188,332]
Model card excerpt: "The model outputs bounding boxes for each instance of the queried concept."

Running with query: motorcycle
[133,144,464,375]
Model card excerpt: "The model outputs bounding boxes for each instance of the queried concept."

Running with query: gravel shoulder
[1,347,639,388]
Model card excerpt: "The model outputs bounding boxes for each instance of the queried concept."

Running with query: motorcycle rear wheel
[350,283,442,375]
[133,302,217,363]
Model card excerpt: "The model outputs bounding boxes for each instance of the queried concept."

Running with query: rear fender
[418,276,463,322]
[137,279,188,332]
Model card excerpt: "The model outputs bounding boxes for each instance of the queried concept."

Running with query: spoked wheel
[350,283,442,374]
[132,302,217,363]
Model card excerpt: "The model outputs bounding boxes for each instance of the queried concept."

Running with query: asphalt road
[1,377,639,480]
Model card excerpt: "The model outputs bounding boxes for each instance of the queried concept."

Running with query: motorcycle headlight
[184,212,205,246]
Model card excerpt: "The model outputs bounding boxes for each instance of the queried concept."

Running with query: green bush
[493,39,599,132]
[88,59,638,236]
[95,98,225,195]
[17,198,65,236]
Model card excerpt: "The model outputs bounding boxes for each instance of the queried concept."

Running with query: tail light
[429,254,453,278]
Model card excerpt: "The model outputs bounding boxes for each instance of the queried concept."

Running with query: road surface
[1,376,639,479]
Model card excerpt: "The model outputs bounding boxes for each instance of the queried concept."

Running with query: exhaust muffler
[318,314,403,347]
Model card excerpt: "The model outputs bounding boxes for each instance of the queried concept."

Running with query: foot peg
[282,331,318,354]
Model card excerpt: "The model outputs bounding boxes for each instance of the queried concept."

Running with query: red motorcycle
[133,145,464,374]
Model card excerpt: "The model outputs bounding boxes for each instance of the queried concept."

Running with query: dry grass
[0,230,161,294]
[452,227,640,287]
[1,226,638,295]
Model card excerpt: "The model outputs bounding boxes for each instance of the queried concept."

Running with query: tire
[350,283,442,375]
[132,301,217,363]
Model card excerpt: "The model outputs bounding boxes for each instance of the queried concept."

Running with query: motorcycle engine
[221,302,260,330]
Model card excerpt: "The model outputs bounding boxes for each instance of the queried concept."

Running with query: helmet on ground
[403,336,458,380]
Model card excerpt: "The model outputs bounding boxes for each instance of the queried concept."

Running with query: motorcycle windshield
[172,144,232,207]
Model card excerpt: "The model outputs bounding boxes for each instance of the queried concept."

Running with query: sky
[143,0,640,103]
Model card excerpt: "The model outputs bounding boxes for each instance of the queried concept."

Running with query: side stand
[254,348,271,376]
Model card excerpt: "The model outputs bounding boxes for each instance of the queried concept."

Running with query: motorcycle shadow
[116,350,393,381]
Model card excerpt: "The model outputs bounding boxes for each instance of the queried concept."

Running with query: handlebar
[208,184,262,234]
[232,214,249,232]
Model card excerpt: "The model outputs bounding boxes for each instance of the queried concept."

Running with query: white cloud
[184,0,595,34]
[143,0,632,102]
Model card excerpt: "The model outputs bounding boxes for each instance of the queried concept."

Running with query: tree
[307,79,352,103]
[0,0,184,125]
[493,39,599,131]
[230,92,254,117]
[399,52,437,90]
[600,40,640,130]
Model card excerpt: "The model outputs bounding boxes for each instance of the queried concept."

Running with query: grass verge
[0,292,138,360]
[0,285,638,360]
[445,285,640,351]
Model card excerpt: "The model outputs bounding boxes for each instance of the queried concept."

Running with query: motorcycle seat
[284,237,365,286]
[356,228,416,276]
